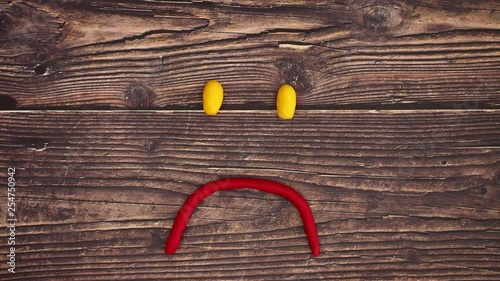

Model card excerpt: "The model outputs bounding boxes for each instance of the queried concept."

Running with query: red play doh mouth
[165,177,320,257]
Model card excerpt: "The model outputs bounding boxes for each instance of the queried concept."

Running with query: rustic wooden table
[1,0,499,280]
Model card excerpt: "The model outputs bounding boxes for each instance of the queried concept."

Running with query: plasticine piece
[165,178,320,257]
[203,80,224,115]
[276,84,296,119]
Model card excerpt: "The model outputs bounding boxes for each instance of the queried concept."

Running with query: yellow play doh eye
[276,84,296,120]
[203,80,224,115]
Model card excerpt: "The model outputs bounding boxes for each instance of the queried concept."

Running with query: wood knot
[364,7,402,33]
[19,138,48,151]
[279,59,312,94]
[34,64,47,75]
[146,140,160,152]
[468,184,492,197]
[36,52,47,62]
[0,94,17,109]
[0,13,13,34]
[124,82,156,108]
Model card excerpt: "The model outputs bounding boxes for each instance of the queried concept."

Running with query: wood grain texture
[0,110,499,280]
[0,0,499,109]
[1,0,499,280]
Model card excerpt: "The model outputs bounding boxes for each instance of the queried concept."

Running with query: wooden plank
[0,0,499,109]
[0,110,499,280]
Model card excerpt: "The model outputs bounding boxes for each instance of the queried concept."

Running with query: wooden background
[1,0,499,280]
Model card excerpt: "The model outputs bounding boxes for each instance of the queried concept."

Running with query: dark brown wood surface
[1,0,499,280]
[0,110,499,280]
[1,0,499,109]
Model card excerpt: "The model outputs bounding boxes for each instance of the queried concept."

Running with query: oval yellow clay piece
[203,80,224,115]
[276,84,296,119]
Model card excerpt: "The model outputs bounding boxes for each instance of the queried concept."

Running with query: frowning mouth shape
[165,178,320,257]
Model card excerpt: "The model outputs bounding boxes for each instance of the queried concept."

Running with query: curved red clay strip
[165,178,320,256]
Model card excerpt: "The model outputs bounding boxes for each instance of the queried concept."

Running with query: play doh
[276,84,296,119]
[203,80,224,115]
[165,178,320,257]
